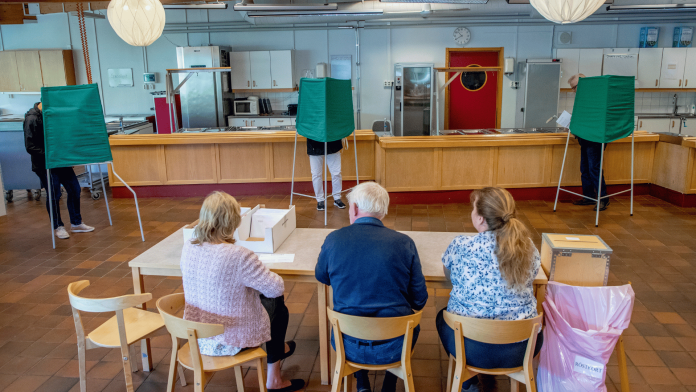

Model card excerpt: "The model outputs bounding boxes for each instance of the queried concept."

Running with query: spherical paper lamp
[107,0,165,46]
[530,0,604,24]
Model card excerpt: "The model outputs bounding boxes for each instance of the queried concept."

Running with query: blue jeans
[578,137,608,199]
[35,167,82,229]
[436,309,543,390]
[331,326,420,392]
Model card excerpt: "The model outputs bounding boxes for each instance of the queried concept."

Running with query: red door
[447,51,499,129]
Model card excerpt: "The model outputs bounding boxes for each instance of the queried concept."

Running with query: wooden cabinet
[230,51,251,90]
[0,49,75,92]
[638,118,670,133]
[270,50,294,89]
[39,50,76,87]
[0,51,20,92]
[230,50,294,92]
[249,51,272,90]
[15,51,43,92]
[683,48,696,88]
[660,48,687,89]
[637,48,663,88]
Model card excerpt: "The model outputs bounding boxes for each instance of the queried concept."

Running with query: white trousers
[309,153,342,202]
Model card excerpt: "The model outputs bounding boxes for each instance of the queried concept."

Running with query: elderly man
[315,182,428,392]
[569,74,609,211]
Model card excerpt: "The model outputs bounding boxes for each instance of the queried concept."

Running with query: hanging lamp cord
[77,3,93,84]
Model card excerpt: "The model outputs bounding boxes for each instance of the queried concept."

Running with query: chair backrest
[327,308,422,341]
[156,293,224,340]
[443,311,543,345]
[68,280,151,313]
[372,120,392,134]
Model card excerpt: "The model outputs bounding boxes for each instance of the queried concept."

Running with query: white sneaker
[71,223,95,233]
[55,226,70,239]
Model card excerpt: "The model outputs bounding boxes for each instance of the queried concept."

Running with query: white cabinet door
[250,51,272,90]
[637,48,663,88]
[249,117,271,127]
[681,118,696,136]
[270,50,294,89]
[270,118,292,126]
[230,52,251,90]
[683,48,696,89]
[229,117,252,127]
[578,49,604,77]
[669,117,681,133]
[556,49,579,88]
[291,118,296,125]
[637,118,670,133]
[660,48,687,89]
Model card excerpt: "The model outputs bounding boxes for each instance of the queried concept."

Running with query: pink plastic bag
[537,282,635,392]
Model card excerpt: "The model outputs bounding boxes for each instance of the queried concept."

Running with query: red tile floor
[1,188,695,392]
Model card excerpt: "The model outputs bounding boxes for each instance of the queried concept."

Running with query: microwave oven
[233,98,259,116]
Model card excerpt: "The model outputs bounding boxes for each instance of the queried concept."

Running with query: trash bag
[537,282,635,392]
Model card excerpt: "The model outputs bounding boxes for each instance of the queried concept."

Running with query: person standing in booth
[307,137,346,211]
[24,102,95,239]
[568,74,610,211]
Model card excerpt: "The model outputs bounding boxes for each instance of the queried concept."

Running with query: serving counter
[650,134,696,205]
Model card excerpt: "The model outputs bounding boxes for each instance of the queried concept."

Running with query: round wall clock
[453,27,471,46]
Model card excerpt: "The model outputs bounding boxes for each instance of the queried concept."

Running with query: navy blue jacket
[315,217,429,317]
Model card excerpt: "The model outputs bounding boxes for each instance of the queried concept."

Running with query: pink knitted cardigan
[181,241,285,348]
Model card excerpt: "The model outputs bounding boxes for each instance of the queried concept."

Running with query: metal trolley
[75,163,109,200]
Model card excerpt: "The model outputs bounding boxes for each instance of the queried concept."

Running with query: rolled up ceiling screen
[41,84,112,169]
[569,75,635,143]
[296,77,355,143]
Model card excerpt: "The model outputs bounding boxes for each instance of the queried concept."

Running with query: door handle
[253,81,256,87]
[673,120,675,128]
[687,79,689,87]
[247,81,250,87]
[679,80,682,87]
[273,80,277,86]
[655,79,658,87]
[639,120,642,128]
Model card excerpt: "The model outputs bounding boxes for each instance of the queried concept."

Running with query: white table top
[129,227,547,284]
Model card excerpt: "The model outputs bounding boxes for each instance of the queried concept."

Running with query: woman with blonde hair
[436,187,543,392]
[181,191,304,392]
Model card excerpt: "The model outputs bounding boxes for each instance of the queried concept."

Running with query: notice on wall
[664,63,680,80]
[108,68,134,87]
[330,55,352,80]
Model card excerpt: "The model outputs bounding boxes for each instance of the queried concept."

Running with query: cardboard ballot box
[184,205,296,254]
[540,233,613,286]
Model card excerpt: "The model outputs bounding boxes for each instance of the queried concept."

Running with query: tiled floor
[1,188,695,392]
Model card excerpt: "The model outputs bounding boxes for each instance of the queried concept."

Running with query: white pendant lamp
[107,0,166,46]
[530,0,604,24]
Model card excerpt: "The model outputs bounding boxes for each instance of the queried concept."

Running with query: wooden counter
[374,131,659,192]
[108,130,376,187]
[651,134,696,194]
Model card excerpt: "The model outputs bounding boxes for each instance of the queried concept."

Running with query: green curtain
[296,78,355,142]
[569,75,635,144]
[42,84,112,169]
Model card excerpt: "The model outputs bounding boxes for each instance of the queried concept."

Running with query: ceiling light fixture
[108,0,165,46]
[163,3,228,9]
[530,0,605,23]
[246,9,384,17]
[234,3,338,11]
[605,4,696,11]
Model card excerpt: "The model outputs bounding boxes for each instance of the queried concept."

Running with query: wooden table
[129,228,548,385]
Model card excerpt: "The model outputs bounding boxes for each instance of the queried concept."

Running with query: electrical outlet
[510,81,519,89]
[384,80,394,87]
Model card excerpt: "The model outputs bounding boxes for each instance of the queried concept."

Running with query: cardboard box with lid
[540,233,613,286]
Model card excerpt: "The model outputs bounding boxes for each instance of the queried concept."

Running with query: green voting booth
[290,78,357,225]
[553,75,636,227]
[42,84,145,247]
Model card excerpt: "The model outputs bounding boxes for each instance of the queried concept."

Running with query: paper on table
[257,253,295,263]
[557,110,572,128]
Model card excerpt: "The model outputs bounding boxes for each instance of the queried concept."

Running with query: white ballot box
[183,205,296,254]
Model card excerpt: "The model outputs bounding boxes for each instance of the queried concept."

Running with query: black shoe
[268,379,305,392]
[317,201,325,211]
[573,198,596,206]
[594,198,610,211]
[334,199,346,209]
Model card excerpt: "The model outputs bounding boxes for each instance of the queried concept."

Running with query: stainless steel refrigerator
[176,46,231,129]
[523,59,562,128]
[393,63,434,137]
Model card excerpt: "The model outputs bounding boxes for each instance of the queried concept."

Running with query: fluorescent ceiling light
[380,0,486,3]
[163,3,228,9]
[234,3,338,11]
[247,9,383,16]
[606,4,696,11]
[69,11,106,19]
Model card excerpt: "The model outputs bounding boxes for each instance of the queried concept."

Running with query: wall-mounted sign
[330,55,352,80]
[108,68,134,87]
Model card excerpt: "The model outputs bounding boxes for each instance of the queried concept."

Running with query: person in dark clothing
[315,182,428,392]
[569,74,610,211]
[24,102,94,239]
[307,138,345,211]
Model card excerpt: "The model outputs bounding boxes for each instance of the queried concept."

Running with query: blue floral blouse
[442,231,540,321]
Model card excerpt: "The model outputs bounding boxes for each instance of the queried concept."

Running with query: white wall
[0,12,689,128]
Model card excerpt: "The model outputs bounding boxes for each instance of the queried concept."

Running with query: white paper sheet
[557,110,572,128]
[257,253,295,263]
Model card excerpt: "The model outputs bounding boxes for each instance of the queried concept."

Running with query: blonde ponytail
[471,187,534,292]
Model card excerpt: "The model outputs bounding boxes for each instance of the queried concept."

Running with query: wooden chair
[443,311,543,392]
[327,308,423,392]
[67,280,167,392]
[156,292,268,392]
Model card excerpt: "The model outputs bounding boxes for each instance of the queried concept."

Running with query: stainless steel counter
[439,127,568,136]
[177,125,295,133]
